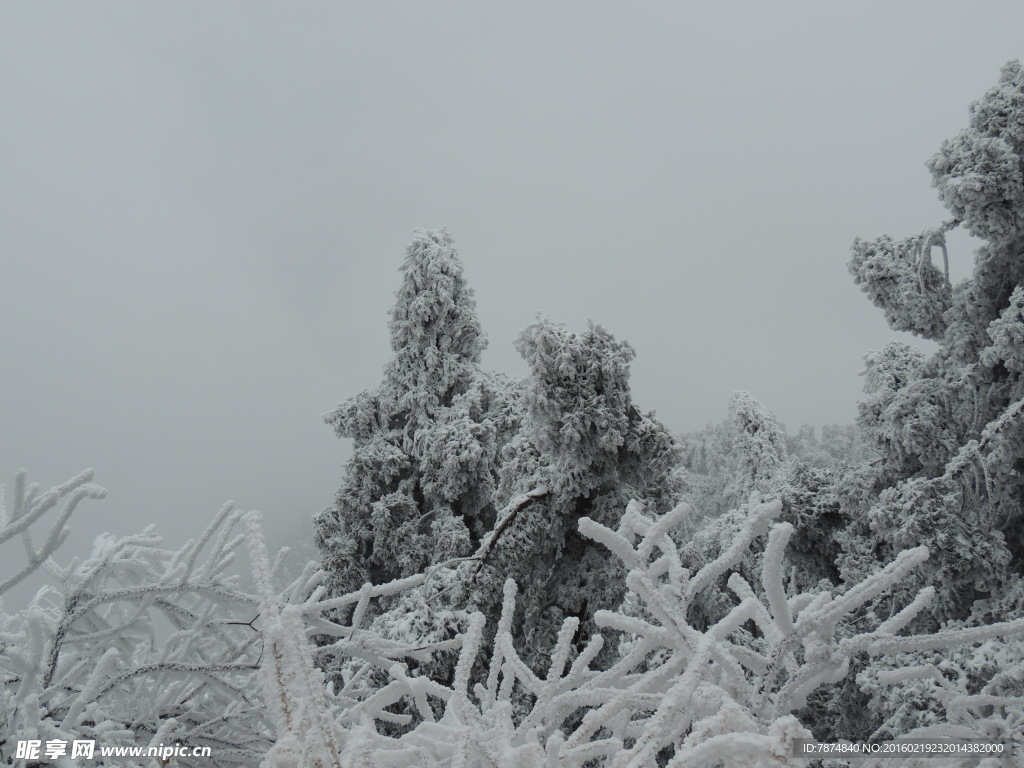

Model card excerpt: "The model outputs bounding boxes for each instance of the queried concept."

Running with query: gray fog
[2,3,1021,561]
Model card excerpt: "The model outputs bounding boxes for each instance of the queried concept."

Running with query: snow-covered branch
[0,468,106,597]
[0,471,273,767]
[5,467,1020,767]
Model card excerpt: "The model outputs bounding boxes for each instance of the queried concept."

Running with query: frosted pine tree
[470,318,681,674]
[671,393,792,632]
[314,230,519,605]
[840,62,1024,627]
[312,230,525,704]
[803,60,1024,744]
[674,392,797,522]
[727,391,789,499]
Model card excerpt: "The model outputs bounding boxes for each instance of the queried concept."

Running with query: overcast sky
[2,3,1022,569]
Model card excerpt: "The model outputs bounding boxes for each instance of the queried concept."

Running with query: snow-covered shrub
[257,490,1024,767]
[852,576,1024,762]
[6,467,1022,767]
[857,635,1024,750]
[0,470,274,766]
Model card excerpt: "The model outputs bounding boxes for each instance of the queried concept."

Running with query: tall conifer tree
[843,61,1024,624]
[313,230,519,602]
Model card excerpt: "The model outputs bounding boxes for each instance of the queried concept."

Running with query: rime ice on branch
[0,470,273,766]
[280,493,1024,767]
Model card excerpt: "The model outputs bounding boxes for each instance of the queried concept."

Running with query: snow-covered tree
[674,392,798,521]
[727,391,789,498]
[841,61,1024,630]
[313,230,521,606]
[787,424,868,470]
[848,226,954,341]
[674,419,737,520]
[467,317,680,675]
[313,244,683,689]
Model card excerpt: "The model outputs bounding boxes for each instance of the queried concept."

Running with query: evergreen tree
[671,393,793,633]
[674,392,799,521]
[313,230,520,605]
[471,317,681,672]
[313,235,685,705]
[840,61,1024,625]
[727,390,789,497]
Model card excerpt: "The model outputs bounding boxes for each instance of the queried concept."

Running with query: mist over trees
[4,62,1024,767]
